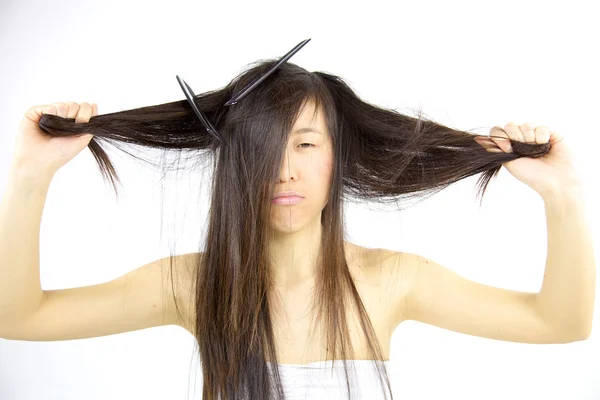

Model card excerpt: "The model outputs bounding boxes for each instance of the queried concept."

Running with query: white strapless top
[265,359,393,400]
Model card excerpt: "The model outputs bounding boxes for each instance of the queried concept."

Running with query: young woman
[0,56,593,400]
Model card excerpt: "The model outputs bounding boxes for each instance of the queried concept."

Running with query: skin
[8,103,584,363]
[268,99,334,287]
[264,99,403,363]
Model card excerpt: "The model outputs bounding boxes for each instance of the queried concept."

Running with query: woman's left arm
[478,122,595,338]
[535,184,595,338]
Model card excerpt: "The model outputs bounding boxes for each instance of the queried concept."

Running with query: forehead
[292,99,327,131]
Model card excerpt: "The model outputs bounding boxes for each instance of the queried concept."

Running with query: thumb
[549,131,564,145]
[75,133,95,145]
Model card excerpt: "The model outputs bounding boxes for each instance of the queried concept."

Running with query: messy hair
[38,59,551,400]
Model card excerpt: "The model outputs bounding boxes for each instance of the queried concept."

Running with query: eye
[298,143,315,148]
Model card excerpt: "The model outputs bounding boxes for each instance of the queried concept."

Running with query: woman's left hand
[474,122,582,197]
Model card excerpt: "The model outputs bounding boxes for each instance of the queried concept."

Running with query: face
[270,100,334,232]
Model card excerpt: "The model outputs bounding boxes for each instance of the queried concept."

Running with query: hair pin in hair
[224,38,311,106]
[176,38,311,145]
[176,75,226,143]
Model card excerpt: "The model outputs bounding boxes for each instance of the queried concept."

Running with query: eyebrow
[293,127,323,135]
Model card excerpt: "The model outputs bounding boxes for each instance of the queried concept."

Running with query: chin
[269,212,308,232]
[270,219,303,233]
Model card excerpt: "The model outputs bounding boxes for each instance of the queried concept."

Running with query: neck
[269,216,323,285]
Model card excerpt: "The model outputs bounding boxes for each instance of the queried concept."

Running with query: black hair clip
[176,75,225,143]
[176,38,311,145]
[224,38,311,106]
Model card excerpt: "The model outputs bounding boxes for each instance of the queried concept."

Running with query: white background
[0,0,598,399]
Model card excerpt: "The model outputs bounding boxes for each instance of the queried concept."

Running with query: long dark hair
[38,59,551,400]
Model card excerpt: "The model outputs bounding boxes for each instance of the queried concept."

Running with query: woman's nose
[278,151,297,181]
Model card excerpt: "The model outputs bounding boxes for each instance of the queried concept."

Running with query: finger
[520,122,536,144]
[489,126,513,153]
[548,131,564,146]
[475,136,504,152]
[504,122,525,143]
[52,102,68,118]
[92,103,98,116]
[27,104,56,122]
[66,102,80,119]
[478,142,505,153]
[41,105,57,116]
[75,102,93,123]
[489,126,509,140]
[535,126,551,144]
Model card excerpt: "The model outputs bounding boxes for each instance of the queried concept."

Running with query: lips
[273,191,304,199]
[272,196,303,205]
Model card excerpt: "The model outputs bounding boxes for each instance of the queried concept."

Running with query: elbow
[565,331,591,343]
[555,324,592,343]
[574,325,592,341]
[571,318,593,341]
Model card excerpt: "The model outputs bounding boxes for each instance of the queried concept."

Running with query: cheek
[315,150,334,190]
[318,156,333,178]
[319,145,334,173]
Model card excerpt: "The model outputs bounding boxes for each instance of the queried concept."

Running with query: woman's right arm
[0,166,197,340]
[0,102,97,333]
[0,164,53,328]
[0,104,197,341]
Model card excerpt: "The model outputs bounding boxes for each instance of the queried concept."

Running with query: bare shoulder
[343,240,414,277]
[344,241,416,292]
[344,242,418,326]
[374,249,419,294]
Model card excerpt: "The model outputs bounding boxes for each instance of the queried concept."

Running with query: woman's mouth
[272,196,304,205]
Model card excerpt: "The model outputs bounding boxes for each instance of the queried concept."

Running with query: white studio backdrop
[0,0,598,399]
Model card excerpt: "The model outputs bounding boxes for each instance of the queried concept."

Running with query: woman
[0,48,592,400]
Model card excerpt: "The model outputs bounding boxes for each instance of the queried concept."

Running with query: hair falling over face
[38,60,552,399]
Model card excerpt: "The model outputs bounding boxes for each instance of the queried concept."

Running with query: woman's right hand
[12,102,98,174]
